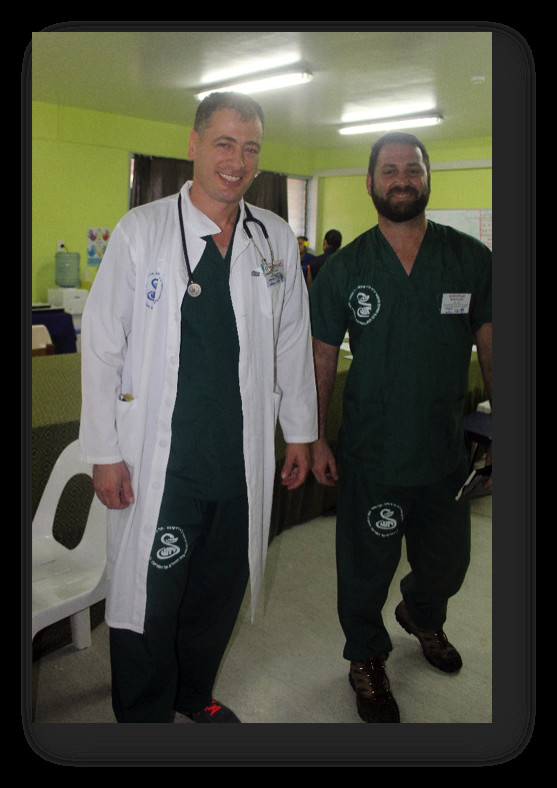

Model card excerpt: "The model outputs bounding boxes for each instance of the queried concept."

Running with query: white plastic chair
[32,324,52,349]
[32,441,107,649]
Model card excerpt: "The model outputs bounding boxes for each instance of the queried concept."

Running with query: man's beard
[371,184,430,223]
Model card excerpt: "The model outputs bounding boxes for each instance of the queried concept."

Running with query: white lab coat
[79,182,317,633]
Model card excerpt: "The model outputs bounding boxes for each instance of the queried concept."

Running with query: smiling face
[188,107,263,214]
[367,141,431,223]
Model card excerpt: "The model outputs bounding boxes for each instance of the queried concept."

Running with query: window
[286,177,309,237]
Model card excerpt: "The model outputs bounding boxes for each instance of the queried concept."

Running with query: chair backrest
[32,324,52,349]
[32,441,106,554]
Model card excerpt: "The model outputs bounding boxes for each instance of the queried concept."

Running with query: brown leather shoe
[395,601,462,673]
[349,656,400,723]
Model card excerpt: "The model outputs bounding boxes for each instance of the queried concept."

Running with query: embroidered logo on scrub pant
[150,525,188,570]
[367,503,404,538]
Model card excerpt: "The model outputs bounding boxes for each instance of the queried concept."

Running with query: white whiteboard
[426,209,492,250]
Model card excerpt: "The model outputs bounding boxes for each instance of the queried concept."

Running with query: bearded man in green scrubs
[310,132,492,724]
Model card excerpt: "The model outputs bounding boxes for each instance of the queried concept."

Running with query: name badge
[440,293,471,314]
[263,261,285,288]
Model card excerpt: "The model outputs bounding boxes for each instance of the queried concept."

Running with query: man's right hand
[312,438,339,487]
[93,461,135,509]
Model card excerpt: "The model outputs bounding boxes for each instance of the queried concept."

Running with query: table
[31,309,77,354]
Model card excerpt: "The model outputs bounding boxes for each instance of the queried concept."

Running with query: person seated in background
[309,229,342,282]
[297,235,315,285]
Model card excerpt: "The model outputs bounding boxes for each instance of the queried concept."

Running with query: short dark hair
[367,132,430,177]
[324,229,342,250]
[194,92,265,134]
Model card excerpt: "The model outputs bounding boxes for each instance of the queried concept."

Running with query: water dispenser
[55,251,81,288]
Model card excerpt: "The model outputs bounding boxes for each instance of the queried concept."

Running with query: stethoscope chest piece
[187,282,202,298]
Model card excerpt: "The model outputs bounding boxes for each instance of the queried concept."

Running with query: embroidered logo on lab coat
[367,503,403,538]
[348,285,381,326]
[150,525,188,569]
[145,271,164,309]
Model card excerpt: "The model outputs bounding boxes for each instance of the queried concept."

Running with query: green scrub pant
[109,490,249,723]
[336,459,471,661]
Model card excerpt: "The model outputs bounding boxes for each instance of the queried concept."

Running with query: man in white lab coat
[79,92,317,723]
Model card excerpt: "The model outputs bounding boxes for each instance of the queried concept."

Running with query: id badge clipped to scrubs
[440,293,471,314]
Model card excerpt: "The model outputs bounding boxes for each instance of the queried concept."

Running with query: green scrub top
[164,232,245,505]
[310,221,492,486]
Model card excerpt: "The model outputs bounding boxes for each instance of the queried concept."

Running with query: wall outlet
[57,240,66,252]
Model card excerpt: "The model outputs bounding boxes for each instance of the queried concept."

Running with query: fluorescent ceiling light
[195,67,313,101]
[339,112,443,135]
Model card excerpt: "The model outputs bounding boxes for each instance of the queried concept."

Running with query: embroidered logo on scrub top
[348,285,381,326]
[367,503,403,538]
[145,271,164,309]
[150,525,188,570]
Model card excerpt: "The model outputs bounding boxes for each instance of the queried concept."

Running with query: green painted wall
[31,101,491,301]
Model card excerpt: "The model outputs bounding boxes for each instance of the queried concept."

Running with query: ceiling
[30,27,492,150]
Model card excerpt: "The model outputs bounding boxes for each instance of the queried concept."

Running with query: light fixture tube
[339,113,443,135]
[195,68,313,101]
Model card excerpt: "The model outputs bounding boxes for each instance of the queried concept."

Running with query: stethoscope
[242,204,278,278]
[178,195,276,297]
